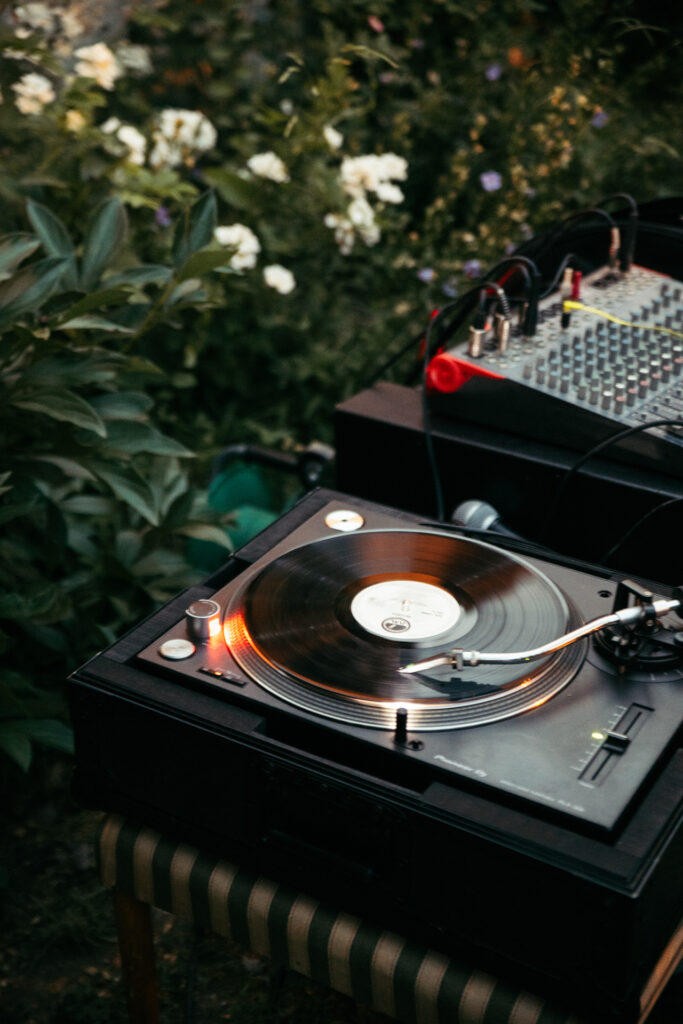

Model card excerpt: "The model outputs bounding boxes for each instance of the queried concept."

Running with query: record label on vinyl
[350,580,461,641]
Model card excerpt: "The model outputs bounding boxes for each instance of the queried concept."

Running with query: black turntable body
[68,489,683,1022]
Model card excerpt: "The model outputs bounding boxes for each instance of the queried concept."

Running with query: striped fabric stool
[98,815,681,1024]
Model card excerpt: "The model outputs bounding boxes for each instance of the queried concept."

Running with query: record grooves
[223,529,586,729]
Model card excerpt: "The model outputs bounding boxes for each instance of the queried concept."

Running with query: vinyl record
[223,529,585,729]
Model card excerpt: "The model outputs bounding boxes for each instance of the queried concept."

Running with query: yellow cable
[563,300,683,341]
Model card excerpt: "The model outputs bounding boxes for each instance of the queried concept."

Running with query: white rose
[247,151,290,183]
[377,152,408,181]
[375,182,404,204]
[117,125,147,165]
[15,4,56,35]
[323,124,343,149]
[148,136,178,170]
[347,196,376,229]
[74,42,122,90]
[214,224,261,272]
[263,264,296,294]
[340,155,381,197]
[358,221,381,247]
[11,72,55,114]
[101,116,122,134]
[60,11,84,39]
[340,152,408,199]
[323,213,355,255]
[151,109,216,167]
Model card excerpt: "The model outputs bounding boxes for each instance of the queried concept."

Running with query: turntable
[68,489,683,1022]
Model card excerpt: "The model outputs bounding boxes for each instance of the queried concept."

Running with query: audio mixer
[427,265,683,475]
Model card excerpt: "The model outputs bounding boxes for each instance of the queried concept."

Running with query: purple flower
[479,170,502,192]
[409,38,425,49]
[485,64,503,81]
[591,110,608,129]
[505,242,517,255]
[155,206,172,228]
[442,280,458,298]
[418,267,435,282]
[463,259,482,279]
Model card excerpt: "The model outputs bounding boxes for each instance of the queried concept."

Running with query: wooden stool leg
[113,890,160,1024]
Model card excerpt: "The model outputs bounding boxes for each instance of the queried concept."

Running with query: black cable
[366,326,426,386]
[599,496,683,564]
[595,192,639,272]
[532,207,617,266]
[421,299,464,521]
[477,280,512,320]
[420,290,492,520]
[537,418,683,545]
[539,252,576,299]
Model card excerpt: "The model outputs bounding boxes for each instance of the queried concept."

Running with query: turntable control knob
[185,599,221,640]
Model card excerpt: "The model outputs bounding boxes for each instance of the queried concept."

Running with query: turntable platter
[223,530,586,729]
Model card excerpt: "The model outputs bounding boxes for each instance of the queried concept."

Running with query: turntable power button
[159,638,196,660]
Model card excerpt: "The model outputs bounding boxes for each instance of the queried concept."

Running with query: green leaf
[11,389,107,437]
[24,719,74,755]
[104,420,194,457]
[131,549,189,578]
[0,725,32,772]
[59,314,132,332]
[0,587,61,620]
[81,198,128,290]
[104,265,173,287]
[0,256,69,327]
[166,278,203,305]
[172,207,191,270]
[171,190,217,271]
[115,529,143,567]
[26,199,79,289]
[89,391,153,421]
[60,495,115,515]
[0,501,39,528]
[57,287,132,320]
[90,464,159,525]
[189,190,218,253]
[26,351,124,388]
[175,522,233,549]
[203,168,261,210]
[0,234,41,278]
[28,456,95,481]
[177,249,233,282]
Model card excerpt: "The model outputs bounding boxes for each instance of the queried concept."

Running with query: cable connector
[494,312,510,354]
[609,227,621,270]
[468,325,486,357]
